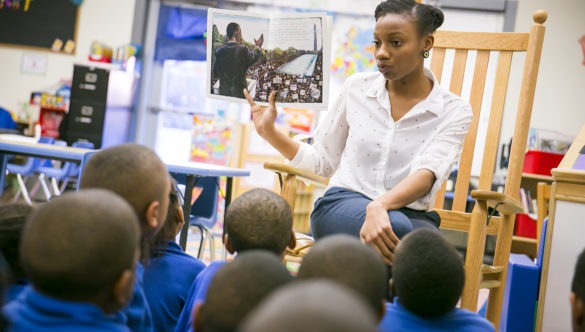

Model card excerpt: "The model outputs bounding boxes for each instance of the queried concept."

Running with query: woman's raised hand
[244,89,277,138]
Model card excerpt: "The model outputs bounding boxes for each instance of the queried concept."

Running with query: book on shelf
[206,8,331,108]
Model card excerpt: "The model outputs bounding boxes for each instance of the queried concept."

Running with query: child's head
[571,247,585,332]
[0,203,35,282]
[240,280,379,332]
[224,188,295,256]
[80,143,171,238]
[297,234,387,319]
[150,178,183,251]
[392,228,464,317]
[20,189,141,313]
[194,250,292,332]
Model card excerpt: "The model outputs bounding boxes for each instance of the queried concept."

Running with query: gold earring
[423,50,430,58]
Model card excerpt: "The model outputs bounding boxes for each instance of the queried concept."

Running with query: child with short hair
[570,247,585,332]
[80,143,171,332]
[3,189,141,331]
[193,250,292,332]
[143,179,206,332]
[0,203,35,301]
[379,228,494,331]
[240,280,379,332]
[174,188,296,332]
[297,234,388,320]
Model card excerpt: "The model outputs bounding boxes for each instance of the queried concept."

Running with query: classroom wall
[0,0,136,114]
[501,0,585,142]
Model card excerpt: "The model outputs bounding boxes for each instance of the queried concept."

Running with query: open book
[206,8,330,108]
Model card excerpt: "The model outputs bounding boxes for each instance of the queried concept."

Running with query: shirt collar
[365,68,445,116]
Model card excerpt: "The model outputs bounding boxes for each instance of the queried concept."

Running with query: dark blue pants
[310,187,440,240]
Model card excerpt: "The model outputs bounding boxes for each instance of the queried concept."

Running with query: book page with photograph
[206,8,330,109]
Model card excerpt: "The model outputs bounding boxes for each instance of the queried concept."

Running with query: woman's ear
[423,34,434,54]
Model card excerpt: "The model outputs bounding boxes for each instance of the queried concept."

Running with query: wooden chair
[265,10,547,327]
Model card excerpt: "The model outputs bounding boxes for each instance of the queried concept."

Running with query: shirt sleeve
[288,76,352,177]
[409,99,473,209]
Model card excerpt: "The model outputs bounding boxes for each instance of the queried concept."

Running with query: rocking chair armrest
[264,162,329,186]
[470,190,524,215]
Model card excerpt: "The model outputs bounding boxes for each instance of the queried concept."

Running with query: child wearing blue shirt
[3,189,141,332]
[175,188,296,332]
[193,250,293,332]
[80,143,172,332]
[379,228,494,332]
[144,179,206,331]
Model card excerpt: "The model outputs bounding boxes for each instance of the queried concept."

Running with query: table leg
[0,153,7,196]
[179,174,196,251]
[221,177,234,259]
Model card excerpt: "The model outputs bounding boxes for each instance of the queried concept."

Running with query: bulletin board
[0,0,79,54]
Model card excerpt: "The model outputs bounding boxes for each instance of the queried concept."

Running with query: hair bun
[428,5,444,30]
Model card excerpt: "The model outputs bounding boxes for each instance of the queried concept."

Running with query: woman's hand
[244,89,277,138]
[360,201,400,265]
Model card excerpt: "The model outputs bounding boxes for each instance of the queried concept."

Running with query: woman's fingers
[268,90,277,107]
[243,89,255,107]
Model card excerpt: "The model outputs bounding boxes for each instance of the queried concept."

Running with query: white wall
[0,0,136,114]
[501,0,585,142]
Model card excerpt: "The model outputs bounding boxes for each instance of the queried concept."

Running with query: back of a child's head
[393,228,464,317]
[0,203,35,281]
[297,234,387,317]
[196,250,292,332]
[20,189,140,312]
[79,143,170,236]
[240,280,379,332]
[571,247,585,331]
[225,188,292,255]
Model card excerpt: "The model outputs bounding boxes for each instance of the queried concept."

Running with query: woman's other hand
[360,201,400,265]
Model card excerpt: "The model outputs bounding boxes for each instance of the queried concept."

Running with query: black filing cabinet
[62,65,110,148]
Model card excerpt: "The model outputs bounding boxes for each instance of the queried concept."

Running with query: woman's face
[373,13,430,82]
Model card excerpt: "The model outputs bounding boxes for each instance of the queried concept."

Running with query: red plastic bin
[522,150,564,176]
[514,213,536,238]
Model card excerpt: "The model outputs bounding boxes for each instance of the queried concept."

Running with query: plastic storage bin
[522,150,564,176]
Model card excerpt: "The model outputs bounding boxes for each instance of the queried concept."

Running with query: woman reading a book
[245,0,472,265]
[213,22,264,99]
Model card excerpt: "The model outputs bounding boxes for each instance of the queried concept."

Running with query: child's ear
[570,292,585,330]
[111,269,135,313]
[175,206,185,235]
[224,234,235,254]
[377,300,386,322]
[145,201,163,234]
[193,302,205,332]
[287,231,297,250]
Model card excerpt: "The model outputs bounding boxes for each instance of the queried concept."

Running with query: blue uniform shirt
[174,261,226,332]
[121,261,154,332]
[144,241,206,332]
[3,286,129,332]
[379,299,495,332]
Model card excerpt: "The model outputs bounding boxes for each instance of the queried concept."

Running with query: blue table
[165,161,250,251]
[0,136,97,197]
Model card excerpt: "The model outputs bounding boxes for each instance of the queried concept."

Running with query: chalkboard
[0,0,79,53]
